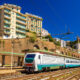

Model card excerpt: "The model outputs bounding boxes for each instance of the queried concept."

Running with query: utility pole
[11,36,14,70]
[11,35,21,70]
[10,27,14,70]
[77,36,80,53]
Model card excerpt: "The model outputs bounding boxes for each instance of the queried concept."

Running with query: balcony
[4,26,10,29]
[16,35,26,38]
[16,29,26,34]
[16,25,26,30]
[4,30,10,35]
[16,16,26,21]
[4,15,11,19]
[16,20,26,26]
[4,10,11,15]
[16,33,26,37]
[16,13,26,18]
[16,18,26,23]
[4,20,11,25]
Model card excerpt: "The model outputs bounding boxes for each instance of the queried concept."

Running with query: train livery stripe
[37,64,80,70]
[37,64,64,70]
[65,64,80,68]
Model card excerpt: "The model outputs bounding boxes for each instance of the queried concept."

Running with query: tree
[29,37,36,43]
[53,39,61,46]
[45,35,54,42]
[67,40,77,49]
[45,35,61,46]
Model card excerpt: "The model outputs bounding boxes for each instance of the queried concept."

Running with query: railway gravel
[0,67,80,80]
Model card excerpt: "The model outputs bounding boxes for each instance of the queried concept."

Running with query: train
[23,50,80,72]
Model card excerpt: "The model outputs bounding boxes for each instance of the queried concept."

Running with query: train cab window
[26,54,35,58]
[38,55,40,59]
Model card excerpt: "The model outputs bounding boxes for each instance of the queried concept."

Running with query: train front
[24,53,36,72]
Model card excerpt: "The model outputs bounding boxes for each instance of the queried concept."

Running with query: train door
[38,55,41,64]
[37,54,42,71]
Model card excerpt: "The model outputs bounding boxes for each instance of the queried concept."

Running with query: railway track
[0,67,80,80]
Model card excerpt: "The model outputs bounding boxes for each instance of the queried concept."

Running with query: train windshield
[26,54,35,58]
[25,54,35,63]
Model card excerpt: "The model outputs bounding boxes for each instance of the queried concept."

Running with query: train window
[66,59,80,63]
[39,55,40,59]
[26,54,35,58]
[66,60,69,63]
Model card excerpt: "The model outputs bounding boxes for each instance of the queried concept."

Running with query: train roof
[26,49,80,60]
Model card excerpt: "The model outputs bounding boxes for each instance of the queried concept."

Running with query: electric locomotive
[24,51,80,72]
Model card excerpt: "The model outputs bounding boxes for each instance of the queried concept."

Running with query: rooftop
[26,12,42,20]
[3,3,21,10]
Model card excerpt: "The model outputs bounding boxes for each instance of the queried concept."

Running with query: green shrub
[29,37,36,43]
[26,35,29,38]
[26,30,30,32]
[32,32,36,34]
[45,35,54,42]
[67,40,77,49]
[53,39,61,46]
[45,35,61,46]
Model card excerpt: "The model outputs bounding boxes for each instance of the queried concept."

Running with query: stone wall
[0,38,55,67]
[0,38,55,53]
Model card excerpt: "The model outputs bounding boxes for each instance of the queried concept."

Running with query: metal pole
[77,36,79,53]
[11,36,14,70]
[11,36,20,70]
[11,27,14,70]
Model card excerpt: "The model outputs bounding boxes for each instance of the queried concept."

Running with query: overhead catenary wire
[29,0,75,41]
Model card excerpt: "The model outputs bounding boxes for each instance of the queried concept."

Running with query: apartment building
[25,13,43,34]
[61,40,66,47]
[0,3,43,39]
[0,3,27,39]
[54,38,66,47]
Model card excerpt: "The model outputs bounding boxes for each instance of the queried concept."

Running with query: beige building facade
[0,3,43,39]
[26,13,42,34]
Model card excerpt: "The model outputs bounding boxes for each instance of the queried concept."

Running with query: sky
[0,0,80,41]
